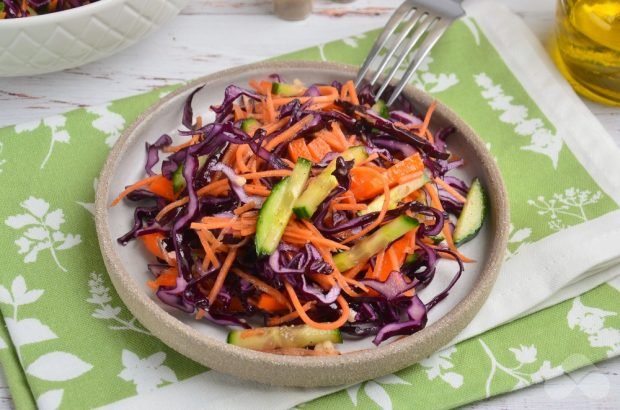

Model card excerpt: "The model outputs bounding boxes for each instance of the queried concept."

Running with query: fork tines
[355,0,465,106]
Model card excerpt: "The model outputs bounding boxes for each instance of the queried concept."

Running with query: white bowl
[0,0,189,76]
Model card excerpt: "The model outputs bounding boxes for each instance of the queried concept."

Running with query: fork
[355,0,465,106]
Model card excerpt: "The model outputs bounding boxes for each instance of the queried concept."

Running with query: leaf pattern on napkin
[420,346,464,388]
[528,188,602,232]
[474,72,563,168]
[479,339,564,398]
[346,374,410,410]
[86,104,126,148]
[118,350,178,394]
[568,298,620,358]
[15,115,70,170]
[0,275,93,410]
[4,197,81,272]
[87,272,151,335]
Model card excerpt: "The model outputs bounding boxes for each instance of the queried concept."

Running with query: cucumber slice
[255,158,312,256]
[241,118,260,135]
[171,155,209,193]
[405,252,418,264]
[228,325,342,350]
[361,172,430,215]
[333,215,419,272]
[371,100,389,118]
[172,164,185,193]
[271,82,305,97]
[453,178,487,245]
[293,146,368,219]
[293,172,339,219]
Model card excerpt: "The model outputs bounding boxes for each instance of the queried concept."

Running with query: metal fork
[355,0,465,106]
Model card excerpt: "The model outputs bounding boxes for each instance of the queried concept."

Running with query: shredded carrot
[343,80,360,105]
[265,115,314,151]
[340,83,349,101]
[163,135,200,153]
[434,177,467,203]
[264,88,276,123]
[248,79,270,95]
[369,249,385,280]
[195,308,206,320]
[232,268,289,309]
[342,167,390,244]
[387,247,399,273]
[139,233,167,260]
[316,129,346,152]
[331,203,367,212]
[233,104,246,121]
[284,232,348,251]
[207,248,238,305]
[419,100,436,139]
[307,136,333,161]
[271,86,339,107]
[244,184,271,197]
[195,230,220,270]
[396,171,424,185]
[221,144,238,167]
[202,228,224,250]
[330,122,350,150]
[284,281,349,330]
[282,225,349,250]
[343,261,368,279]
[192,218,236,230]
[146,268,178,290]
[262,117,290,135]
[241,169,292,179]
[156,178,232,220]
[233,201,257,215]
[358,152,379,166]
[111,175,161,206]
[235,144,251,173]
[256,294,288,312]
[349,166,387,201]
[267,301,315,326]
[302,221,368,295]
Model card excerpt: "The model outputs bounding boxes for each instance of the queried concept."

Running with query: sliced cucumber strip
[361,172,430,215]
[255,158,312,256]
[227,325,342,350]
[333,215,419,272]
[453,178,487,245]
[271,82,304,97]
[293,146,368,219]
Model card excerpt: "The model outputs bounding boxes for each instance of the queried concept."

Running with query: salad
[0,0,98,19]
[111,76,486,355]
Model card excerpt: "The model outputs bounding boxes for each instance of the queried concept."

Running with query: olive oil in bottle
[553,0,620,106]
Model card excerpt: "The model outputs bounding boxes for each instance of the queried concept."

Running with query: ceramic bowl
[95,61,509,387]
[0,0,188,77]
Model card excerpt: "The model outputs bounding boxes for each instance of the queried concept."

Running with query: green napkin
[1,1,619,409]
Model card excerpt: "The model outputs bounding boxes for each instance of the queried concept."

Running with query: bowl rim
[0,0,124,27]
[95,60,510,387]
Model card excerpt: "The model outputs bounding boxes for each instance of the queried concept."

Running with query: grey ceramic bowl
[95,61,509,387]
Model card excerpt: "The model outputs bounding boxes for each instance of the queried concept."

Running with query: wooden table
[0,1,618,408]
